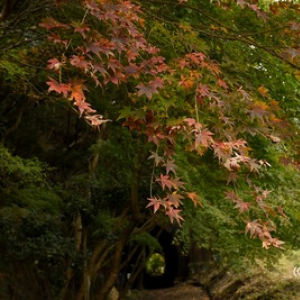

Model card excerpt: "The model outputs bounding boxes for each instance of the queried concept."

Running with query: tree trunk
[120,248,148,299]
[95,222,136,300]
[83,230,90,300]
[74,134,103,300]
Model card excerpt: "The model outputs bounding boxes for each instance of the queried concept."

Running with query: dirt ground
[131,283,210,300]
[124,252,300,300]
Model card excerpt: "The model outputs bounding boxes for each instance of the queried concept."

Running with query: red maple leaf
[155,63,168,73]
[86,42,108,57]
[237,0,246,8]
[127,48,140,62]
[69,81,88,102]
[107,72,126,85]
[248,159,260,172]
[184,118,196,127]
[156,174,174,190]
[270,238,285,249]
[277,205,287,218]
[224,157,241,172]
[107,58,121,73]
[225,190,241,202]
[237,86,250,100]
[84,115,111,128]
[163,159,177,174]
[194,52,206,61]
[47,77,70,98]
[148,151,165,166]
[262,239,272,250]
[147,196,165,213]
[232,139,247,150]
[178,75,194,90]
[165,207,184,224]
[166,192,184,208]
[226,172,239,185]
[198,83,210,97]
[212,142,231,162]
[234,201,251,214]
[147,46,159,54]
[195,128,214,148]
[245,220,263,238]
[124,63,140,76]
[39,18,69,30]
[136,82,158,99]
[248,102,269,121]
[74,100,96,117]
[217,78,229,90]
[172,177,185,190]
[47,58,63,72]
[48,33,68,46]
[93,63,109,77]
[187,192,203,207]
[186,53,200,64]
[255,189,271,201]
[73,23,90,38]
[178,59,189,70]
[258,86,269,98]
[70,55,90,71]
[150,77,164,89]
[206,63,220,75]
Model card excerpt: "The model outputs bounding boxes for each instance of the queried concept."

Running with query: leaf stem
[195,80,200,123]
[149,145,159,198]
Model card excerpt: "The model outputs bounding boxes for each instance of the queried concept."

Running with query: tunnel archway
[143,227,179,289]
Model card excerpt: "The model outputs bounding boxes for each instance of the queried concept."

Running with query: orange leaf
[69,81,88,102]
[47,77,70,98]
[258,86,269,98]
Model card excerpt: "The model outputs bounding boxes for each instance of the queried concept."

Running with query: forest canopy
[1,0,300,299]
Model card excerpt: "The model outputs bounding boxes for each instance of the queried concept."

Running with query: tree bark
[120,248,148,299]
[95,222,136,300]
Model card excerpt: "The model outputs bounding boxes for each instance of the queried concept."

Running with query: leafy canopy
[38,0,300,250]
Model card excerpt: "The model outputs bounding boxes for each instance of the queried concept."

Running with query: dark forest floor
[125,252,300,300]
[128,283,210,300]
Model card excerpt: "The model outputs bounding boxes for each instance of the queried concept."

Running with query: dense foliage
[1,0,300,299]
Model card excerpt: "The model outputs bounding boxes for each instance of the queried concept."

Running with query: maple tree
[43,0,300,294]
[2,0,300,299]
[41,0,295,248]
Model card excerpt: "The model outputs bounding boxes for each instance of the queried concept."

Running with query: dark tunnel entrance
[143,227,179,289]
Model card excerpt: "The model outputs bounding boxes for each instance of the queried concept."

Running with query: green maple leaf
[117,107,134,120]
